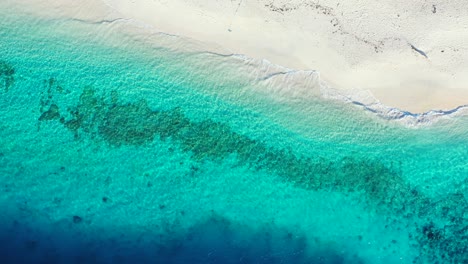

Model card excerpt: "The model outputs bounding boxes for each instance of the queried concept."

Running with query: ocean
[0,3,467,264]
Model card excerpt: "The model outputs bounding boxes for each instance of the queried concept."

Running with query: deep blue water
[0,3,467,264]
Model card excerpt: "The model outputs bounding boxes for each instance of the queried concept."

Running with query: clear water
[0,4,467,264]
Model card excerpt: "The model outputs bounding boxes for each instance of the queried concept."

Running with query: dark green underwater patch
[39,104,60,121]
[37,84,408,201]
[37,82,467,263]
[0,60,15,92]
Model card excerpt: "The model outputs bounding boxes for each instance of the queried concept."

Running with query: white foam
[17,2,466,128]
[224,55,468,127]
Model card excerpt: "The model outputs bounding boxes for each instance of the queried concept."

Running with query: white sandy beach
[101,0,468,113]
[9,0,468,113]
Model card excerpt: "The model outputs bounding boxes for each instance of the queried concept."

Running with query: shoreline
[227,54,468,127]
[4,0,468,124]
[98,0,468,113]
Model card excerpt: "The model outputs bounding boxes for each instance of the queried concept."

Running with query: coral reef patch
[36,81,467,263]
[0,60,15,92]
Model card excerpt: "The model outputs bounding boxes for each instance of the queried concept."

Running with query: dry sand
[7,0,468,113]
[99,0,468,113]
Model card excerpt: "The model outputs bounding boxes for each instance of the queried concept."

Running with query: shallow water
[0,4,467,264]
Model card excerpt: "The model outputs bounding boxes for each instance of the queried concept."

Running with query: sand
[99,0,468,113]
[7,0,468,113]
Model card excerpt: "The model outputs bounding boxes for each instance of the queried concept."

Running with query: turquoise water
[1,4,467,264]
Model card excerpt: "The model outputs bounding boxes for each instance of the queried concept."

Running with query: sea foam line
[62,9,468,128]
[228,54,468,127]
